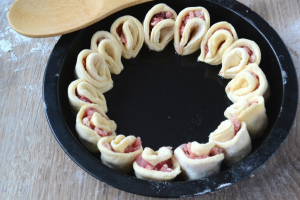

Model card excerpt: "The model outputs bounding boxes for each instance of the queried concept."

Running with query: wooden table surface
[1,0,299,199]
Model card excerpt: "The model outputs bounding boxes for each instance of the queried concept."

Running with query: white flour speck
[0,39,12,52]
[282,70,287,84]
[216,183,232,189]
[55,73,59,77]
[194,189,211,195]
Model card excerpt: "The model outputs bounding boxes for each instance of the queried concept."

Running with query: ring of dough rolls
[91,31,124,75]
[76,104,117,152]
[110,16,144,59]
[97,135,143,174]
[226,63,270,103]
[224,96,268,139]
[68,79,107,114]
[143,3,177,52]
[174,7,210,55]
[220,39,261,79]
[174,141,224,181]
[209,120,251,167]
[74,49,113,93]
[133,147,181,181]
[198,21,238,65]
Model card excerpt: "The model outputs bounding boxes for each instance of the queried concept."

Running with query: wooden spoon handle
[8,0,153,38]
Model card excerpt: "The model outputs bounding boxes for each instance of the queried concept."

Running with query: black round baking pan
[43,0,298,198]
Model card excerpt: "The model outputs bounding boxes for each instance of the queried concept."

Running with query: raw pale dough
[209,120,251,167]
[74,49,113,92]
[76,104,116,152]
[174,7,210,55]
[224,96,268,139]
[174,141,224,181]
[198,21,238,65]
[97,135,143,174]
[143,3,177,51]
[220,39,261,79]
[111,16,144,59]
[68,79,107,114]
[225,63,270,103]
[91,31,124,74]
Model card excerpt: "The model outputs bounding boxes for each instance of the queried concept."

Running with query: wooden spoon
[8,0,152,38]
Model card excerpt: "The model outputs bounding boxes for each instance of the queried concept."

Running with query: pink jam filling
[82,108,113,137]
[205,28,233,57]
[251,72,260,90]
[231,117,241,134]
[103,137,142,153]
[96,37,105,46]
[240,46,256,64]
[180,143,224,159]
[116,24,127,44]
[75,88,92,103]
[149,11,173,35]
[249,101,258,106]
[180,10,205,36]
[136,154,173,172]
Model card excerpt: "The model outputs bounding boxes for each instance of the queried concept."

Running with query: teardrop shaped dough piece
[68,79,107,114]
[91,31,124,75]
[220,39,261,79]
[174,7,210,55]
[111,16,144,59]
[198,21,238,65]
[224,96,268,139]
[74,50,113,92]
[143,3,177,51]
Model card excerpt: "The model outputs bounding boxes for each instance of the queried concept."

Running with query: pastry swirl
[68,79,107,114]
[143,3,177,52]
[174,7,210,55]
[198,21,238,65]
[74,49,113,93]
[220,39,261,79]
[91,31,124,74]
[111,16,144,59]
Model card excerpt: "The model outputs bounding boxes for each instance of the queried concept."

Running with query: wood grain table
[1,0,299,199]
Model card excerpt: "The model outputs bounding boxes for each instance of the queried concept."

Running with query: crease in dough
[198,21,238,65]
[226,63,270,103]
[220,39,261,79]
[174,7,210,55]
[209,119,251,167]
[76,104,117,152]
[91,31,124,75]
[143,3,177,52]
[68,79,107,114]
[224,96,268,139]
[174,141,224,181]
[111,16,144,59]
[133,146,181,181]
[74,49,113,93]
[97,135,143,174]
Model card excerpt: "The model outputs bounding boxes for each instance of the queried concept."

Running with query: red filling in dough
[75,88,92,103]
[116,24,127,44]
[231,116,241,134]
[251,72,260,90]
[136,154,173,172]
[240,46,256,63]
[205,28,233,57]
[149,11,173,35]
[180,143,224,159]
[82,108,113,137]
[103,137,142,153]
[180,10,205,36]
[249,101,258,106]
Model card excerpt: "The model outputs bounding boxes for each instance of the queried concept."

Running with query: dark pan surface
[43,0,298,198]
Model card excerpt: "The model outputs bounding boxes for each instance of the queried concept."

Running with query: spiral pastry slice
[111,16,144,59]
[76,104,117,152]
[209,119,251,166]
[74,50,113,93]
[174,141,224,181]
[220,39,261,79]
[91,31,124,75]
[143,3,177,52]
[226,63,270,102]
[68,79,107,114]
[224,96,268,139]
[198,21,238,65]
[174,7,210,55]
[98,135,143,173]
